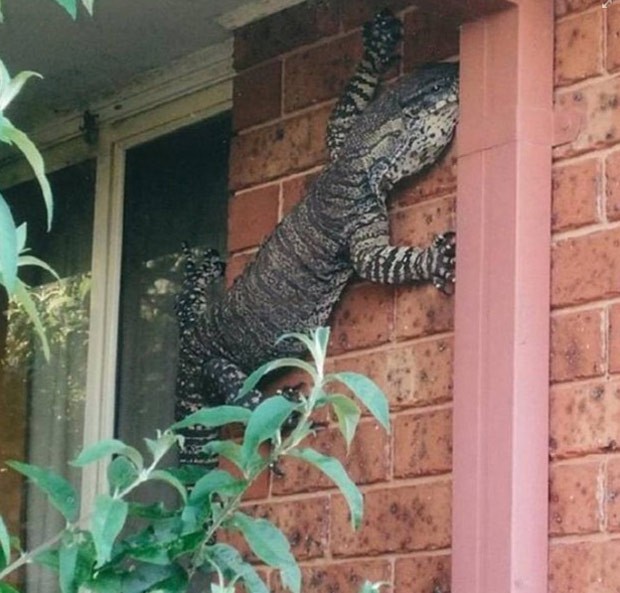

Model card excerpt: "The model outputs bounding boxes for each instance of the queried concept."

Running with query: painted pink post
[452,1,553,592]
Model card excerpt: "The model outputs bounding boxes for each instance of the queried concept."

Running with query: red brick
[282,171,320,217]
[394,408,452,478]
[331,337,453,410]
[548,541,604,592]
[555,0,601,17]
[272,420,390,496]
[550,309,605,382]
[218,455,270,501]
[225,251,256,287]
[233,2,339,70]
[394,554,451,593]
[229,106,330,190]
[606,457,620,531]
[393,144,457,207]
[551,158,600,231]
[607,150,620,221]
[225,497,330,561]
[329,282,394,354]
[551,228,620,307]
[548,461,603,535]
[390,196,456,247]
[403,10,460,71]
[553,77,620,160]
[228,185,279,252]
[233,60,282,131]
[272,560,391,593]
[554,10,603,86]
[331,481,451,556]
[284,33,361,113]
[549,539,620,592]
[610,303,620,373]
[340,0,413,29]
[607,2,620,72]
[549,380,620,458]
[394,284,454,340]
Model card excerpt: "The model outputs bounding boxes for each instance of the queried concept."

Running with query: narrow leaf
[241,358,316,396]
[171,405,251,430]
[18,254,60,280]
[189,469,245,504]
[326,394,361,449]
[0,194,17,293]
[12,279,50,359]
[7,460,78,521]
[144,431,178,461]
[205,440,244,470]
[241,396,298,461]
[149,470,188,503]
[72,438,143,469]
[0,584,20,593]
[232,512,301,593]
[327,372,390,432]
[0,70,41,112]
[15,222,26,253]
[53,0,77,18]
[90,494,128,567]
[81,0,94,15]
[208,543,269,593]
[59,543,78,593]
[289,448,363,529]
[0,116,53,229]
[0,516,11,568]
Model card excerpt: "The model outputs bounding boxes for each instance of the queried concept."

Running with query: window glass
[0,160,96,592]
[115,114,230,470]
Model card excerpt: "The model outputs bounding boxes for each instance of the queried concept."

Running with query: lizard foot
[363,8,403,72]
[430,231,456,295]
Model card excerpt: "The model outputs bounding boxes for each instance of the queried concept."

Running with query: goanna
[175,10,459,463]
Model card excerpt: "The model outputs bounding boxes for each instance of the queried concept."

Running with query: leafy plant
[0,0,96,357]
[0,327,390,593]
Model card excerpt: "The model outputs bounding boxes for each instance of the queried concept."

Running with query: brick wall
[550,0,620,589]
[227,2,458,592]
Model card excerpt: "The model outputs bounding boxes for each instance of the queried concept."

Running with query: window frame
[0,40,234,515]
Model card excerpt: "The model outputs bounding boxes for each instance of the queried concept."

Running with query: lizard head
[352,61,459,197]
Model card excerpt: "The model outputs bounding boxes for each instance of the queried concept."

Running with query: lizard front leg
[349,214,455,291]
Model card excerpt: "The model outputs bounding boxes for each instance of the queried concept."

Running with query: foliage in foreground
[0,327,391,593]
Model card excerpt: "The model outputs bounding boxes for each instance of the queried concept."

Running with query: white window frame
[0,39,234,515]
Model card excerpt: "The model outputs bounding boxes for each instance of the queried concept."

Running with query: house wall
[227,2,459,592]
[549,0,620,589]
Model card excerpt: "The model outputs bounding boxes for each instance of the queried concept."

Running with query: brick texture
[607,3,620,72]
[550,308,605,382]
[551,158,600,231]
[229,2,459,589]
[607,149,620,221]
[554,9,603,86]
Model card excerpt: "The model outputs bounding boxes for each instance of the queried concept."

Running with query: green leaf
[204,441,244,470]
[12,278,50,359]
[107,456,139,493]
[0,68,41,112]
[59,543,78,593]
[171,405,251,430]
[232,512,300,593]
[276,327,330,371]
[53,0,77,18]
[0,583,20,593]
[289,448,363,529]
[241,396,298,462]
[127,543,170,566]
[0,194,17,293]
[72,438,143,470]
[7,460,78,522]
[17,254,59,281]
[208,543,269,593]
[81,0,94,14]
[0,516,11,570]
[326,394,361,450]
[144,431,179,461]
[121,564,185,593]
[327,372,390,432]
[84,570,122,593]
[0,115,53,230]
[127,502,175,520]
[240,358,316,396]
[189,469,246,504]
[15,222,26,253]
[90,494,128,567]
[149,470,188,504]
